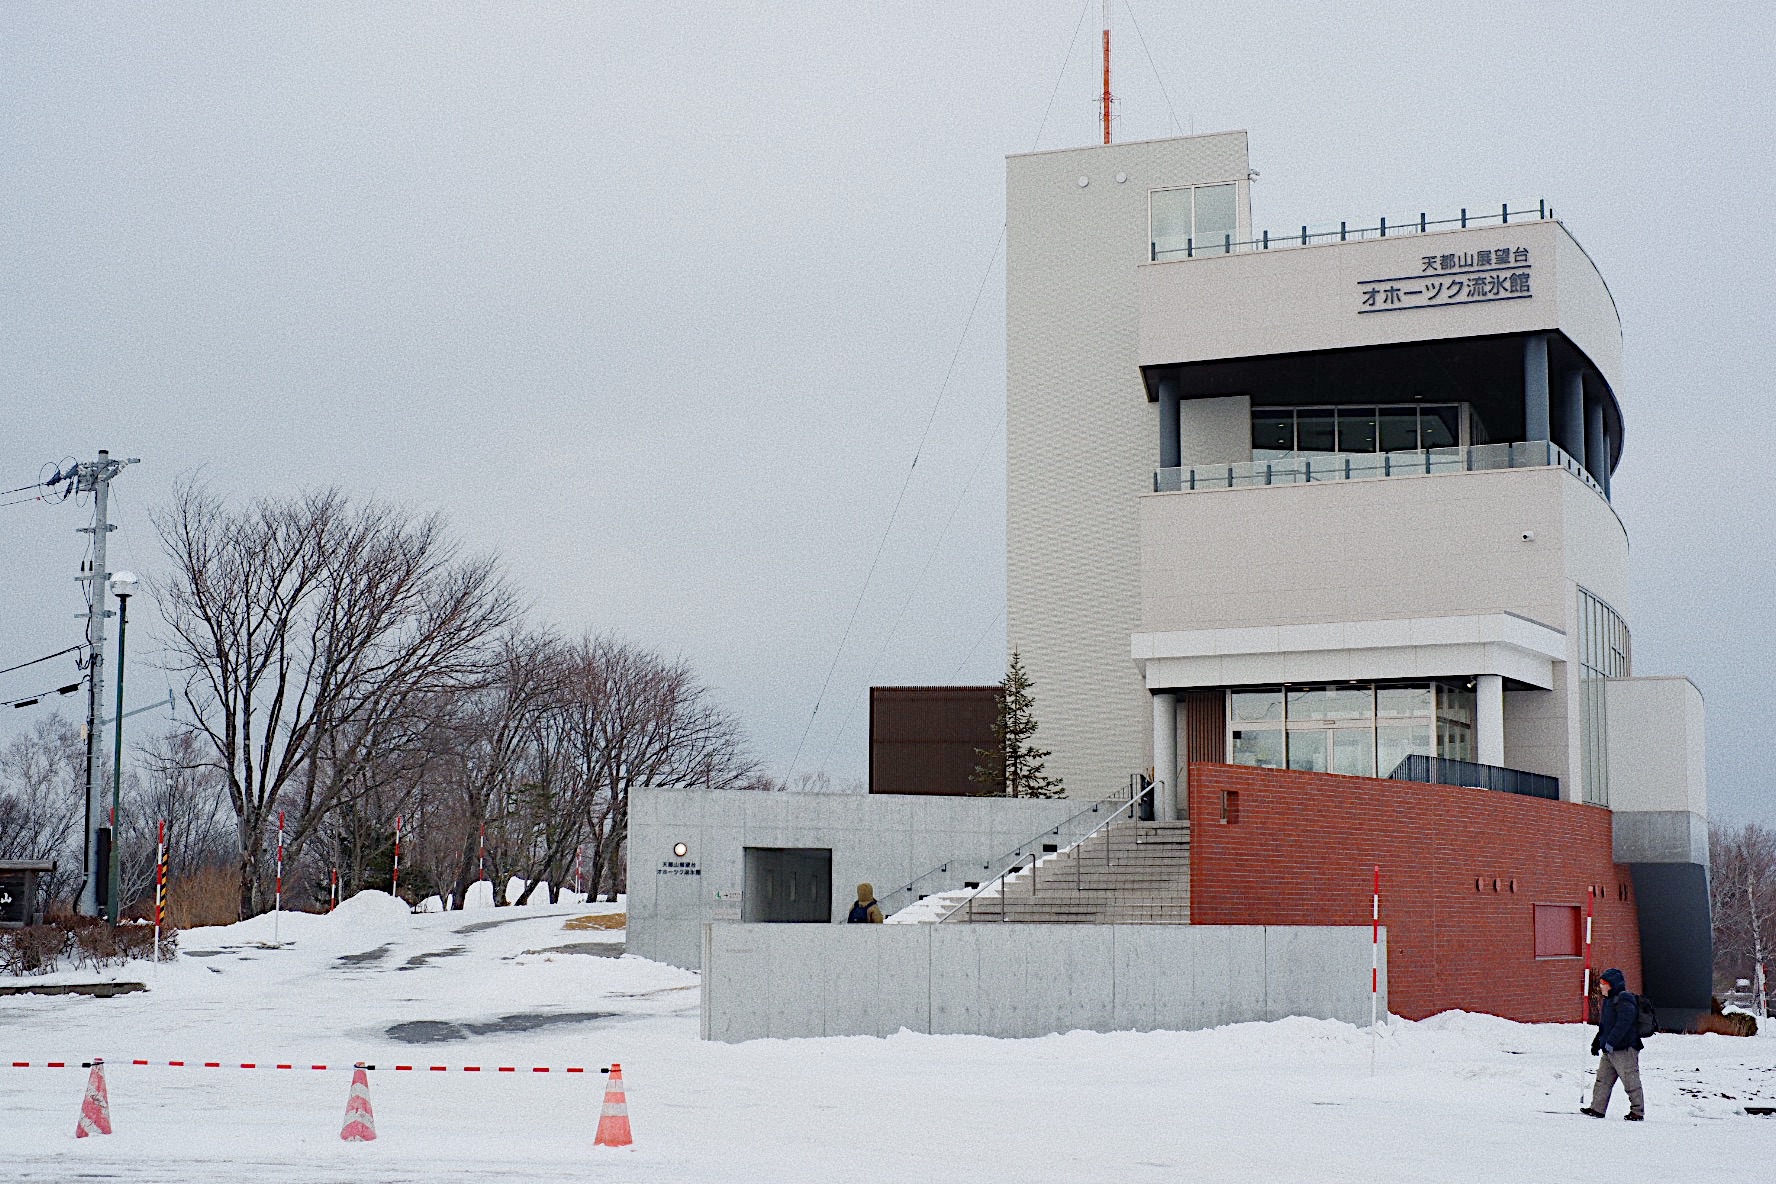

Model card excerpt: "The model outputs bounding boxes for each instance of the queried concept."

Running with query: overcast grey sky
[3,2,1772,824]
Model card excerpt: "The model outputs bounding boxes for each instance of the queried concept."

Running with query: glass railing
[1151,202,1550,261]
[1154,440,1606,500]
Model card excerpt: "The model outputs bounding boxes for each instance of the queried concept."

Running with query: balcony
[1154,439,1605,501]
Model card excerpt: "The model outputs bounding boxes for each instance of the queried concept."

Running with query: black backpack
[847,900,877,923]
[1635,994,1657,1039]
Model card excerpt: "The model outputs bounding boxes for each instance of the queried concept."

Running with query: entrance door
[1285,686,1377,777]
[741,848,833,923]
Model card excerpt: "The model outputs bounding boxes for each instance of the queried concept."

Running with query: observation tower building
[1006,131,1710,1018]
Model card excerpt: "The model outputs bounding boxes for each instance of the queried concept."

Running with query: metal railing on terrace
[1154,439,1605,500]
[1388,754,1560,801]
[1152,201,1551,261]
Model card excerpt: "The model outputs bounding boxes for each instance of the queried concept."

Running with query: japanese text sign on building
[656,859,702,877]
[1357,246,1532,314]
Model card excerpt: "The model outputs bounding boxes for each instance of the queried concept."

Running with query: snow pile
[883,889,974,924]
[5,901,1773,1183]
[461,880,496,909]
[329,888,417,925]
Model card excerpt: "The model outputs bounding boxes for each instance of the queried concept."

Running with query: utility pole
[74,450,139,917]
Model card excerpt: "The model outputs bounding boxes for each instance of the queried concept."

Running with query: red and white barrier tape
[7,1060,592,1073]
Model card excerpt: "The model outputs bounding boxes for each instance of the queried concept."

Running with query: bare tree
[0,714,87,905]
[113,730,237,910]
[563,636,758,903]
[1711,821,1776,1010]
[421,630,571,908]
[154,484,516,918]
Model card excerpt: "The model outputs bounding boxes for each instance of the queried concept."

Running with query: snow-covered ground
[4,895,1773,1182]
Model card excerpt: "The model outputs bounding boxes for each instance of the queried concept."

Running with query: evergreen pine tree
[972,649,1063,798]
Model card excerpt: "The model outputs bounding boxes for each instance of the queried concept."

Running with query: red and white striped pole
[1370,864,1381,1075]
[153,820,167,963]
[1581,885,1595,1021]
[391,815,402,900]
[329,867,339,913]
[1371,865,1381,1026]
[477,823,487,882]
[1580,884,1597,1104]
[274,811,285,943]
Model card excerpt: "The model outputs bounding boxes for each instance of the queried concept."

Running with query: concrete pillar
[1152,691,1179,821]
[1585,396,1609,497]
[1522,335,1550,443]
[1157,376,1181,471]
[1475,674,1505,768]
[1560,370,1586,468]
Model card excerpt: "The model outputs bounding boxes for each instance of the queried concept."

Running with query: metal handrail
[874,794,1129,918]
[939,790,1147,924]
[1152,202,1551,261]
[1155,439,1608,503]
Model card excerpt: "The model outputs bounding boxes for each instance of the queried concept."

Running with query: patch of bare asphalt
[334,944,394,967]
[452,915,539,935]
[398,946,469,970]
[384,1011,617,1044]
[517,942,625,959]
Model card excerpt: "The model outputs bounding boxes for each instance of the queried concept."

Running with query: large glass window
[1229,688,1285,769]
[1252,405,1466,460]
[1228,681,1475,778]
[1150,183,1239,259]
[1576,587,1630,805]
[1194,184,1238,252]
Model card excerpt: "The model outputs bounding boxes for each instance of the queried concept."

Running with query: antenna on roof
[1100,0,1114,144]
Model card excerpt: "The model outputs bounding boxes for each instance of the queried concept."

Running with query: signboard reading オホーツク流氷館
[1358,246,1532,314]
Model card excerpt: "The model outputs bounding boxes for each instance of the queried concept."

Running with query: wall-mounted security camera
[1520,531,1536,542]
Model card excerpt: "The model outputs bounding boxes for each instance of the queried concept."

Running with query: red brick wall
[1188,763,1641,1023]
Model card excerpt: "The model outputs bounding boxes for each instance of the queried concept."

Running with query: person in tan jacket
[847,883,884,923]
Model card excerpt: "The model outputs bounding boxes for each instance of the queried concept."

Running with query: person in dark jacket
[1582,967,1645,1120]
[846,883,883,924]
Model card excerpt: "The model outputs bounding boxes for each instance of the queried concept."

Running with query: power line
[0,645,85,678]
[786,4,1095,777]
[814,409,1005,774]
[7,682,82,710]
[950,608,1007,683]
[1124,1,1185,136]
[0,491,57,509]
[1032,0,1095,152]
[1,460,78,501]
[784,231,1005,777]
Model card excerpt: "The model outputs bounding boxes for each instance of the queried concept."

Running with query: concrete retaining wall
[700,922,1386,1042]
[629,788,1109,970]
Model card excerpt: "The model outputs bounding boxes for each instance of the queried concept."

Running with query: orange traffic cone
[75,1059,112,1138]
[340,1063,377,1142]
[594,1063,633,1147]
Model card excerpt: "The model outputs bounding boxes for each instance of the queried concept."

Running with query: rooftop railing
[1152,201,1550,261]
[1154,439,1606,500]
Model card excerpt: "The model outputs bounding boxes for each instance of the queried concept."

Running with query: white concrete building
[636,130,1714,1039]
[1005,131,1709,1005]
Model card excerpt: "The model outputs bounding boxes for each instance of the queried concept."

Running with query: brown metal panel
[1178,690,1226,822]
[868,686,1002,796]
[1181,690,1226,764]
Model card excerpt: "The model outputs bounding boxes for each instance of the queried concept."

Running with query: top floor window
[1152,184,1238,260]
[1252,404,1465,460]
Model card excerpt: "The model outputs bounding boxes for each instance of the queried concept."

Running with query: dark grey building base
[1629,862,1713,1014]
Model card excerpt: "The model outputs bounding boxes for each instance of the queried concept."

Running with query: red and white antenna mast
[1100,0,1114,144]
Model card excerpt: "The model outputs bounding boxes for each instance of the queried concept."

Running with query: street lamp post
[107,572,138,926]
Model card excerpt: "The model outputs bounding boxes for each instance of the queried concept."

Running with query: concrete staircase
[913,820,1192,925]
